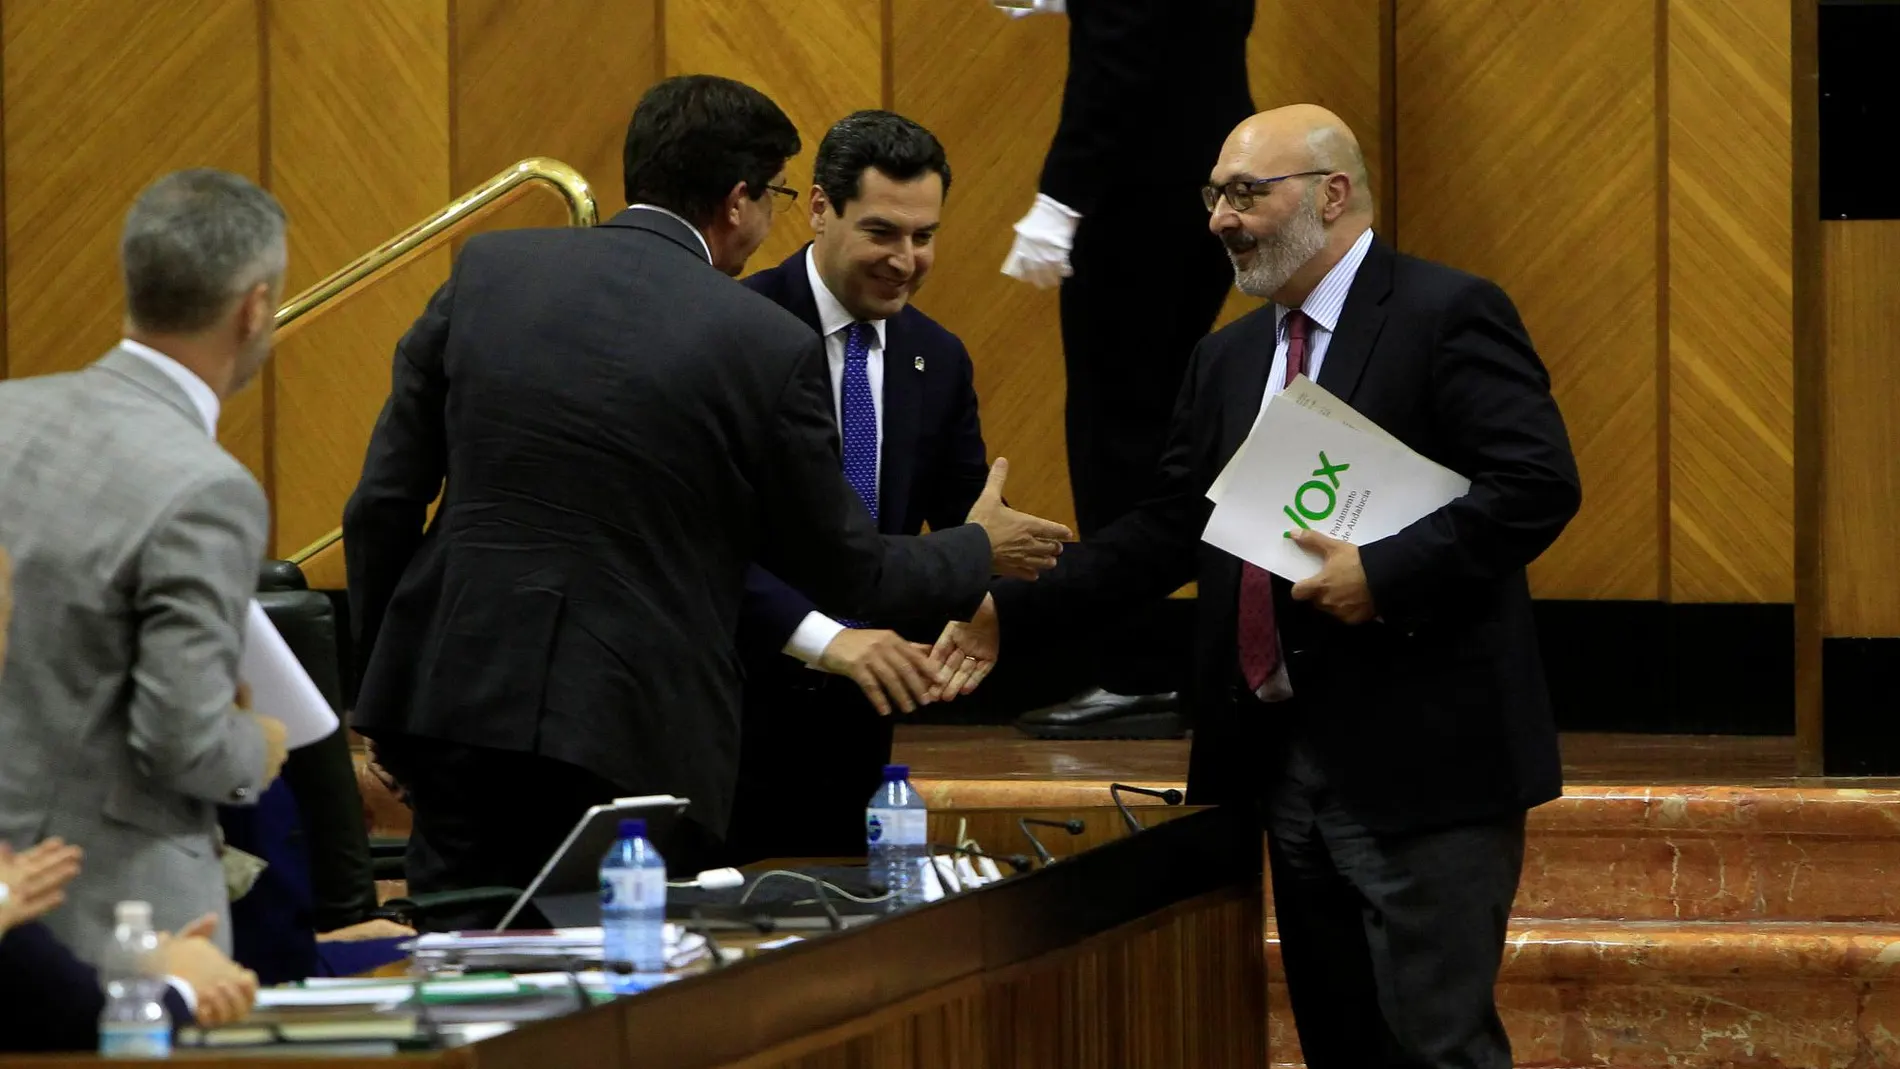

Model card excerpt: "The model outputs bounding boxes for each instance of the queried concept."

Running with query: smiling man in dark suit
[721,111,990,863]
[935,105,1582,1068]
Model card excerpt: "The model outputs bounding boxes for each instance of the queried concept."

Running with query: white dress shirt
[782,247,892,665]
[626,204,713,263]
[1257,227,1375,411]
[120,338,221,437]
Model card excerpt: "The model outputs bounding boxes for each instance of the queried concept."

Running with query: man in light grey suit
[0,169,292,961]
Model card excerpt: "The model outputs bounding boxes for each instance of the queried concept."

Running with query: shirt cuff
[167,975,198,1016]
[783,612,848,667]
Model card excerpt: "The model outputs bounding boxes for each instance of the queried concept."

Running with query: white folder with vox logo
[1201,375,1469,582]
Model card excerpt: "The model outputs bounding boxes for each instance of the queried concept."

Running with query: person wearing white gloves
[995,0,1255,739]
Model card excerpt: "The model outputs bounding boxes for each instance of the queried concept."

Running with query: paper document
[1201,384,1469,582]
[241,600,339,749]
[1209,376,1405,505]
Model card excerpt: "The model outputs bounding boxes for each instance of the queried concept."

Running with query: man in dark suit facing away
[721,111,989,863]
[343,76,1071,921]
[936,105,1582,1069]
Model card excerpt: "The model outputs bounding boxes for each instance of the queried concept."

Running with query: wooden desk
[8,808,1265,1069]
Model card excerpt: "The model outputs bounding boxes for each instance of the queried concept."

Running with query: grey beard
[1229,204,1327,299]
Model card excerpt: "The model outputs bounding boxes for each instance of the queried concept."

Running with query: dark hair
[622,75,801,226]
[121,169,287,333]
[813,110,952,213]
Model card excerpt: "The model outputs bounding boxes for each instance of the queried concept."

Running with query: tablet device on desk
[495,796,690,930]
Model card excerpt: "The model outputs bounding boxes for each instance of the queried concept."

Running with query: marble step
[1268,918,1900,1069]
[1516,786,1900,921]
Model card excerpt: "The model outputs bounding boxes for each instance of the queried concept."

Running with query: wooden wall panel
[1216,0,1386,331]
[452,0,655,231]
[1665,0,1794,603]
[1395,0,1658,600]
[267,0,450,558]
[667,0,881,275]
[2,0,264,482]
[1821,222,1900,637]
[893,3,1073,527]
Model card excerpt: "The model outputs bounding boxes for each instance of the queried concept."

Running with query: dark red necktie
[1237,310,1311,692]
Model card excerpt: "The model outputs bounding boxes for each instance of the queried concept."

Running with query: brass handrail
[281,157,598,566]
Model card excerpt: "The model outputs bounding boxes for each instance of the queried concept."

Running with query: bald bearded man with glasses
[937,105,1581,1069]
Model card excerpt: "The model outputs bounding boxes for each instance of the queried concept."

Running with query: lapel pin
[914,355,926,372]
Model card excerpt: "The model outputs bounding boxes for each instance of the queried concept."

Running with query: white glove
[1001,194,1082,290]
[992,0,1066,17]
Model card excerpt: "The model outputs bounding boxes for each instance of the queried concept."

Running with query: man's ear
[810,186,832,234]
[721,180,751,228]
[242,282,273,340]
[1323,174,1353,222]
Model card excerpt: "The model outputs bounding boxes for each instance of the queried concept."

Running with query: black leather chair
[254,562,378,931]
[257,561,521,929]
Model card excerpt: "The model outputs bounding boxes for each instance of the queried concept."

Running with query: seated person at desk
[725,110,989,863]
[0,840,258,1051]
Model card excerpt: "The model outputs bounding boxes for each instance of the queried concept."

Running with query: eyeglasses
[764,183,799,215]
[1201,171,1331,213]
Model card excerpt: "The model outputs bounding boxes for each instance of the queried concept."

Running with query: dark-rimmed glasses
[1201,171,1331,213]
[764,183,799,214]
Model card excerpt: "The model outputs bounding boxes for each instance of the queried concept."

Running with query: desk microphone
[684,907,730,970]
[1109,783,1184,834]
[1017,817,1085,866]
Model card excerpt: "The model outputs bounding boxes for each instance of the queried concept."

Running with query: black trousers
[1060,199,1232,695]
[721,673,895,865]
[1266,741,1525,1069]
[378,737,722,931]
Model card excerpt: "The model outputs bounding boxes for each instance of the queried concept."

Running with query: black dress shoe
[1014,687,1186,740]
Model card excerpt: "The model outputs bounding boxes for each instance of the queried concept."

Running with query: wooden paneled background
[0,1,1877,640]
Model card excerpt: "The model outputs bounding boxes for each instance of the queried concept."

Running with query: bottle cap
[619,818,646,839]
[114,900,152,927]
[883,764,910,782]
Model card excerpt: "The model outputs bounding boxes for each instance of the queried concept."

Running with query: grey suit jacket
[0,347,269,960]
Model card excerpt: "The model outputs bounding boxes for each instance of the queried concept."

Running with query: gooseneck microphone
[1109,783,1185,834]
[1017,817,1086,865]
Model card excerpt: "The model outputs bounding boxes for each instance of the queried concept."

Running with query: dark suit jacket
[343,209,993,834]
[736,247,990,658]
[1040,0,1255,215]
[994,237,1583,833]
[0,921,190,1051]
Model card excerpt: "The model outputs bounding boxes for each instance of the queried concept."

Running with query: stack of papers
[1202,376,1469,581]
[406,925,710,971]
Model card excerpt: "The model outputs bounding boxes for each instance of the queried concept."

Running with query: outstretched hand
[965,460,1073,580]
[930,594,1000,701]
[818,627,946,716]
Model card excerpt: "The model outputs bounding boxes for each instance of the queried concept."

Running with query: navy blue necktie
[840,322,879,522]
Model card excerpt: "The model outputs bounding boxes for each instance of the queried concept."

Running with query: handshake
[817,459,1056,717]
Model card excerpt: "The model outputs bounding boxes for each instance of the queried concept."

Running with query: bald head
[1216,105,1371,213]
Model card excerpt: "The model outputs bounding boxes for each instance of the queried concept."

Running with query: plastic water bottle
[600,818,667,973]
[866,764,929,909]
[98,900,171,1056]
